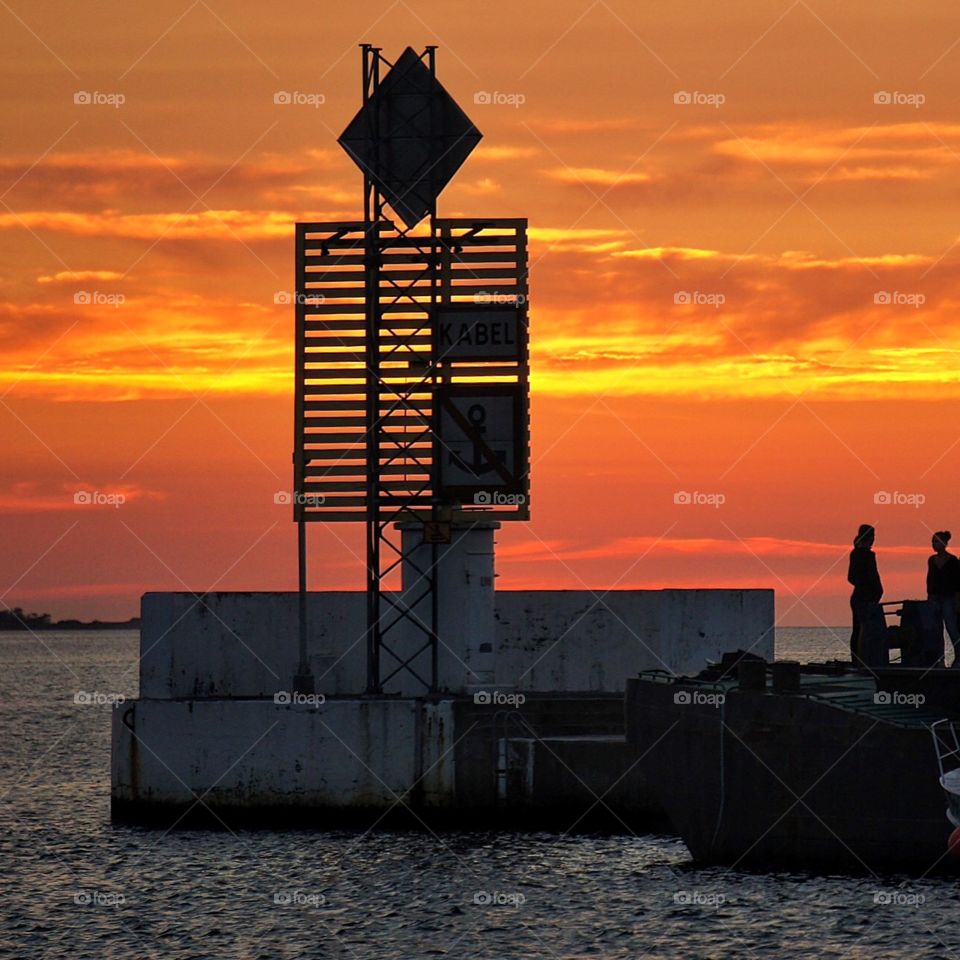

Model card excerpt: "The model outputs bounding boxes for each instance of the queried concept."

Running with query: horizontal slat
[300,289,368,298]
[298,503,530,520]
[303,340,431,350]
[445,279,524,289]
[298,220,366,232]
[301,383,368,395]
[305,269,438,283]
[296,494,436,508]
[300,338,365,347]
[301,449,366,459]
[301,480,430,493]
[304,435,431,448]
[300,495,366,508]
[301,393,431,404]
[301,302,366,314]
[302,447,430,459]
[302,312,430,324]
[301,253,438,266]
[302,433,366,444]
[440,237,522,249]
[302,376,435,386]
[303,251,522,268]
[301,401,428,413]
[303,414,430,426]
[302,371,366,380]
[300,239,521,259]
[298,320,365,332]
[304,434,432,444]
[302,468,431,479]
[302,372,522,384]
[300,237,431,252]
[297,511,367,522]
[302,401,367,412]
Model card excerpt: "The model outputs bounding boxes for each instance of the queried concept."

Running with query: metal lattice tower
[292,46,529,696]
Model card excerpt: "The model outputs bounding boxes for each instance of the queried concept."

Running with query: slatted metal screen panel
[294,218,528,521]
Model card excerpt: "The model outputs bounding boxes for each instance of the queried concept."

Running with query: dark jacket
[927,553,960,598]
[848,547,883,603]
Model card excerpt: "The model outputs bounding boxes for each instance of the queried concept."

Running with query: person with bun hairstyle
[927,531,960,666]
[848,524,883,662]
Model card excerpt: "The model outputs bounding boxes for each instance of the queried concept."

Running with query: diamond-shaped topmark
[338,47,482,229]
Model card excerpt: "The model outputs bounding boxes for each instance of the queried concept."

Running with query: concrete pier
[114,587,773,826]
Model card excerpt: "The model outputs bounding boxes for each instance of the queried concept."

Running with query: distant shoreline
[0,618,140,632]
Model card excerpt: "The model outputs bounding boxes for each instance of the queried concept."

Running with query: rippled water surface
[3,629,959,959]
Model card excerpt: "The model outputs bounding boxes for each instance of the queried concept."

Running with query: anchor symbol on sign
[448,404,506,477]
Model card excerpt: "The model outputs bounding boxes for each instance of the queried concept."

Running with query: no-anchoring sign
[438,385,527,498]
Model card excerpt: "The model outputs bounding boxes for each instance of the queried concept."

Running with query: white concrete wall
[494,589,773,690]
[658,589,774,675]
[138,588,773,700]
[139,592,366,701]
[112,698,456,810]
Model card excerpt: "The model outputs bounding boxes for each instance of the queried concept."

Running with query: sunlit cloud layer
[4,0,960,622]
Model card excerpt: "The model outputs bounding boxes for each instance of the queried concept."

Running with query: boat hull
[627,675,953,872]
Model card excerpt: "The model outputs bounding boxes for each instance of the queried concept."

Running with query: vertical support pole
[430,540,439,693]
[363,44,383,694]
[426,46,440,694]
[293,222,313,696]
[293,518,313,694]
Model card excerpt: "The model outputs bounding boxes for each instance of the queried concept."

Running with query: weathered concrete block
[138,588,775,700]
[112,698,455,815]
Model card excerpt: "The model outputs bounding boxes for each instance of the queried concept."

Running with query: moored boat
[626,659,960,872]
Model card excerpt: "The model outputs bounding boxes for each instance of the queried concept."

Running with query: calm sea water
[2,628,958,959]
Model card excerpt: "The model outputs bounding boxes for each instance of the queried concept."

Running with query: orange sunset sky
[3,1,960,629]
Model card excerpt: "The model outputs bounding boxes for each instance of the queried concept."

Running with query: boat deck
[639,665,949,728]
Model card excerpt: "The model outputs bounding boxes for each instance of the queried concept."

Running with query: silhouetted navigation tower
[292,45,530,694]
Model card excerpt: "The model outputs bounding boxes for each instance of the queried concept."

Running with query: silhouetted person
[927,530,960,667]
[848,524,882,662]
